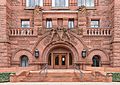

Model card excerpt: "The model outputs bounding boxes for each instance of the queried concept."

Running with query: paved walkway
[0,82,120,85]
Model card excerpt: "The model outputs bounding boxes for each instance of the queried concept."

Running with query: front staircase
[10,69,112,82]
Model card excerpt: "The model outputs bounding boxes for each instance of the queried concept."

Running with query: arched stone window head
[34,49,39,58]
[20,55,29,67]
[81,49,87,58]
[92,55,101,67]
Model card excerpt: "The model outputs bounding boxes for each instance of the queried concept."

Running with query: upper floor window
[90,20,100,28]
[78,0,94,7]
[68,19,74,29]
[52,0,68,7]
[21,19,30,28]
[46,19,52,28]
[26,0,43,7]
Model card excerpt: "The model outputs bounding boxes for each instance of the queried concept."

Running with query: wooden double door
[53,53,67,69]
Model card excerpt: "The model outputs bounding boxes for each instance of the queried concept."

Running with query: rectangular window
[21,19,30,28]
[90,20,100,28]
[46,19,52,28]
[78,0,94,7]
[68,19,74,28]
[52,0,68,7]
[26,0,43,7]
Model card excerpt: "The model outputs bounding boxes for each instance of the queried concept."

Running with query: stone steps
[10,69,112,82]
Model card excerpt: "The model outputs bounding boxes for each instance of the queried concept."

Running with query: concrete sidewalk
[0,82,120,85]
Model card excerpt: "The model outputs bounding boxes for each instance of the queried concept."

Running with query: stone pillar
[78,6,87,35]
[112,0,120,67]
[34,6,43,35]
[0,0,11,67]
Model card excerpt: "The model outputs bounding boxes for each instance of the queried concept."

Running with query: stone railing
[86,28,112,36]
[9,28,35,36]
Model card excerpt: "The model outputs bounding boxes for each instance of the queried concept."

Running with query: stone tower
[0,0,11,67]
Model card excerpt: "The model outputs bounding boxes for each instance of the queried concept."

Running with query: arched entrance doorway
[48,47,73,69]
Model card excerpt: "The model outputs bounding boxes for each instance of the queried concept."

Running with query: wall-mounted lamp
[34,49,39,58]
[81,49,87,58]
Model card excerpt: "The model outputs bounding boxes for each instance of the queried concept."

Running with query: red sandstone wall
[0,0,115,67]
[0,0,11,67]
[112,0,120,67]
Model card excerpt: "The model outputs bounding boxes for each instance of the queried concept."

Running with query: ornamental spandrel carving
[43,27,78,46]
[77,28,83,35]
[50,27,71,42]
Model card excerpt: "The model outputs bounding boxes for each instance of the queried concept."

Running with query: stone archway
[41,42,79,69]
[87,49,110,66]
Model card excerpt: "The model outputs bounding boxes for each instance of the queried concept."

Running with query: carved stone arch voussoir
[12,49,33,63]
[41,41,79,63]
[87,49,109,62]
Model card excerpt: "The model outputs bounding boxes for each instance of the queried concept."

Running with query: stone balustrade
[86,28,112,36]
[9,28,34,36]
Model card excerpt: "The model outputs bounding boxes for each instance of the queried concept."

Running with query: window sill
[78,6,96,10]
[86,7,96,10]
[25,7,35,10]
[51,7,69,10]
[24,6,43,10]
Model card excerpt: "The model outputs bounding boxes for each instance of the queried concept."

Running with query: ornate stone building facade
[0,0,118,69]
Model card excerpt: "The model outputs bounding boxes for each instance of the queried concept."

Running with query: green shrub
[112,73,120,82]
[0,73,15,83]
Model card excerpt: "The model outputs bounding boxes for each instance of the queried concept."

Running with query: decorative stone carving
[38,26,43,35]
[77,28,83,35]
[50,27,71,42]
[78,6,87,16]
[34,6,43,15]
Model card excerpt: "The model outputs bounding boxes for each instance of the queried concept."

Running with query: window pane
[21,56,29,67]
[35,0,43,6]
[86,0,91,7]
[52,0,68,7]
[68,19,74,28]
[52,0,55,7]
[91,20,99,28]
[21,20,30,28]
[26,0,43,7]
[78,0,94,7]
[91,0,94,7]
[78,0,82,6]
[46,19,52,28]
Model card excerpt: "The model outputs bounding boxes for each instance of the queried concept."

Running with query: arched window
[20,55,29,67]
[92,55,101,67]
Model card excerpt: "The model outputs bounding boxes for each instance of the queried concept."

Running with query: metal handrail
[39,63,48,77]
[73,63,84,79]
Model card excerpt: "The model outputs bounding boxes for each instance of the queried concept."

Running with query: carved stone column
[78,6,87,35]
[34,6,43,35]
